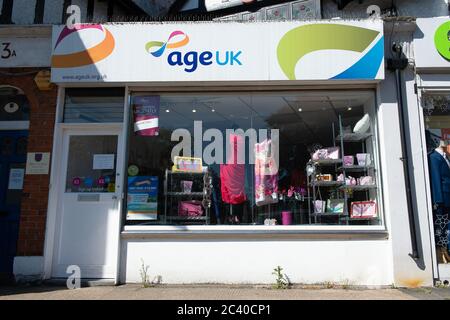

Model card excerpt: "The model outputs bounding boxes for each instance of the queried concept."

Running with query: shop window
[0,86,30,122]
[125,91,382,227]
[422,92,450,259]
[63,88,125,123]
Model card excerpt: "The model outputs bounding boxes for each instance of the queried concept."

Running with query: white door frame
[45,123,125,281]
[43,86,129,284]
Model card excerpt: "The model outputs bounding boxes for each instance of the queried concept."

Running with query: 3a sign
[1,42,16,59]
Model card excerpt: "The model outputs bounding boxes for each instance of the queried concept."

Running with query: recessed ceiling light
[347,107,352,111]
[165,109,170,113]
[211,109,215,112]
[298,108,303,112]
[192,109,197,113]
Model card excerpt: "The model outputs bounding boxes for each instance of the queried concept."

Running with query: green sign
[434,20,450,61]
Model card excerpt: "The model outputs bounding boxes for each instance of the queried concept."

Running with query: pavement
[1,284,450,300]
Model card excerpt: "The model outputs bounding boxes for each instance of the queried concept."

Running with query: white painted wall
[13,256,44,283]
[11,0,36,25]
[377,66,434,287]
[122,239,394,285]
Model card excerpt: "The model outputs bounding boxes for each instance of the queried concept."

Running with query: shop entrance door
[0,131,27,283]
[52,128,124,280]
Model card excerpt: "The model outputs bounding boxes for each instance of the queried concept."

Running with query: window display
[422,93,450,263]
[125,90,381,227]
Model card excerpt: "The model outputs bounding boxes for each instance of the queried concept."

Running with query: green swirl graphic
[277,24,380,80]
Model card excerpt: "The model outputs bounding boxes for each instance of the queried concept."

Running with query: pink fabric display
[178,200,203,217]
[350,201,377,218]
[311,147,340,161]
[255,138,279,206]
[220,134,247,205]
[358,176,374,185]
[343,155,354,166]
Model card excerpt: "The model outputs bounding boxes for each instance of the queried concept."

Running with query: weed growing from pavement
[139,259,151,288]
[272,266,290,289]
[139,259,163,288]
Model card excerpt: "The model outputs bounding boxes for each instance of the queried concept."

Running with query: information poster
[26,152,50,174]
[133,96,160,136]
[93,154,115,170]
[127,176,158,220]
[8,168,25,190]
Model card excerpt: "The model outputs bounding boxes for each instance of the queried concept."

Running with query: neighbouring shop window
[422,93,450,257]
[63,88,125,123]
[65,135,118,193]
[125,90,382,227]
[0,86,30,121]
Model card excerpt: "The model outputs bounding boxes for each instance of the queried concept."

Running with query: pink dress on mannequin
[220,134,247,205]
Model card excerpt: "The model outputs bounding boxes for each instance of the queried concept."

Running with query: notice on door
[26,152,50,175]
[8,168,25,190]
[93,154,115,170]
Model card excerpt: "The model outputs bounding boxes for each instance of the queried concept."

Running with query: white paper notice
[93,154,115,170]
[8,168,25,190]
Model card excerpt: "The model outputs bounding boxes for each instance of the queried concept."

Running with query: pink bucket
[281,211,293,225]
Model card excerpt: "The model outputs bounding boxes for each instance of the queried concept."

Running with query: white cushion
[353,113,370,134]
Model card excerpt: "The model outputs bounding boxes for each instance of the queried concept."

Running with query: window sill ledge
[121,225,389,240]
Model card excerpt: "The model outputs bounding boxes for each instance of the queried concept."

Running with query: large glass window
[125,90,381,227]
[422,92,450,256]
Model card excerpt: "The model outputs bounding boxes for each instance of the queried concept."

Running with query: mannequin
[220,133,246,224]
[429,139,450,263]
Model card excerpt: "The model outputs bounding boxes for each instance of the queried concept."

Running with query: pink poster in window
[133,96,160,136]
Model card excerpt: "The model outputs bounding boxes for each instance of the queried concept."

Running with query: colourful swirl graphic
[51,24,115,68]
[145,30,190,57]
[277,24,384,80]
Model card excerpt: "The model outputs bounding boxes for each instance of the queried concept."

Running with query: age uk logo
[52,24,115,68]
[145,30,242,73]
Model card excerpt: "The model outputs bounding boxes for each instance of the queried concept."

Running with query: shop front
[43,20,434,285]
[414,17,450,282]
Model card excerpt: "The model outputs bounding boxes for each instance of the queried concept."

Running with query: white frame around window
[123,86,387,234]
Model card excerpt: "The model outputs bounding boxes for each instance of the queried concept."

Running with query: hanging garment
[429,148,450,251]
[220,134,247,205]
[429,149,450,207]
[254,138,279,206]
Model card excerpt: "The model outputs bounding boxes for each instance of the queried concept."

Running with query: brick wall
[0,68,57,256]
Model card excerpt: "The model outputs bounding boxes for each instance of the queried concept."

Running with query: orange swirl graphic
[51,28,115,68]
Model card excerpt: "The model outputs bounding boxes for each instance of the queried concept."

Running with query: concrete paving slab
[1,284,449,300]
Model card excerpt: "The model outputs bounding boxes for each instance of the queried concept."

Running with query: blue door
[0,130,28,283]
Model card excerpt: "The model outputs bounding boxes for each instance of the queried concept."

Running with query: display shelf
[164,192,204,196]
[339,185,377,191]
[167,170,204,175]
[312,213,347,217]
[310,181,344,187]
[335,132,372,142]
[164,168,210,225]
[312,159,342,165]
[337,165,374,172]
[166,216,209,221]
[340,217,379,221]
